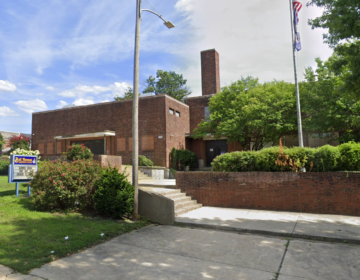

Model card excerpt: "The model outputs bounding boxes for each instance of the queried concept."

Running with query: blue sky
[0,0,332,134]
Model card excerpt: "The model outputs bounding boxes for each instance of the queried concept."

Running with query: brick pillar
[201,49,220,96]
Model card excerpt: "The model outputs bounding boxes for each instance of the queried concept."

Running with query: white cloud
[14,99,48,114]
[46,86,55,90]
[72,98,95,106]
[0,106,19,116]
[0,80,16,92]
[58,82,131,98]
[174,0,334,96]
[56,100,68,108]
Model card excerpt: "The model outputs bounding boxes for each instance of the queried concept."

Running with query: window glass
[175,111,180,117]
[169,108,174,114]
[204,106,210,121]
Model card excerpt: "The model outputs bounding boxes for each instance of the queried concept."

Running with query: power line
[144,0,157,13]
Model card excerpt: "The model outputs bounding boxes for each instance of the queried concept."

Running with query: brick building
[31,49,227,168]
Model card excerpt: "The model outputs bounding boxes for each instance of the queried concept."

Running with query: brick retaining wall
[176,172,360,216]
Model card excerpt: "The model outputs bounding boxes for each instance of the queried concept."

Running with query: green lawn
[0,176,149,274]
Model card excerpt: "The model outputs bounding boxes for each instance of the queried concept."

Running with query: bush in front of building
[93,167,134,218]
[0,157,10,175]
[139,155,153,166]
[170,148,197,170]
[30,159,103,211]
[66,144,93,161]
[9,134,31,150]
[211,142,360,172]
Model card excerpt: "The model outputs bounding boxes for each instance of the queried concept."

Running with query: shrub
[312,145,341,172]
[338,142,360,171]
[0,157,9,175]
[93,167,134,218]
[9,135,30,150]
[139,155,153,166]
[211,142,360,172]
[30,159,103,211]
[11,148,40,158]
[65,144,93,161]
[170,148,197,170]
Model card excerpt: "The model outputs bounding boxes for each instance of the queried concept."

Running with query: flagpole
[289,0,304,148]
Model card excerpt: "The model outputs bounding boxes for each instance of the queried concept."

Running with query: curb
[174,221,360,246]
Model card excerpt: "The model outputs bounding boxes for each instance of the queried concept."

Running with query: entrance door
[206,140,228,167]
[71,139,104,155]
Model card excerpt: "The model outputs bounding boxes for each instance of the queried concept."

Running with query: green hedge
[212,142,360,172]
[139,155,153,167]
[0,158,9,175]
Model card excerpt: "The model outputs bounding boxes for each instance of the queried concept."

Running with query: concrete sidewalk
[2,225,360,280]
[175,207,360,243]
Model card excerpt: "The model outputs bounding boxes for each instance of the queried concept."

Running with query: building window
[175,111,180,117]
[169,108,174,115]
[204,106,210,121]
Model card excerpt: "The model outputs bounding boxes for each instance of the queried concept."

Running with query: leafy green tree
[114,87,138,101]
[143,70,191,101]
[193,77,297,151]
[0,133,5,150]
[307,0,360,46]
[301,54,360,143]
[308,0,360,97]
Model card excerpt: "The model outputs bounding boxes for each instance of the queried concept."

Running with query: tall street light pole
[132,0,175,221]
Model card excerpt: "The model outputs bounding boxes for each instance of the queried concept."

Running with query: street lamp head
[164,21,175,29]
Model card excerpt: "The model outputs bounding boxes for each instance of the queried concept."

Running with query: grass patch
[0,176,149,274]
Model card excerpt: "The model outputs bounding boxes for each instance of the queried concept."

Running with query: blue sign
[8,155,38,196]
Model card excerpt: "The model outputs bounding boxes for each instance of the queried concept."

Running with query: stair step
[171,196,192,203]
[154,189,181,196]
[174,200,197,210]
[164,192,187,199]
[175,204,202,216]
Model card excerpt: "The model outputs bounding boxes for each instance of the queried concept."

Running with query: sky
[0,0,333,134]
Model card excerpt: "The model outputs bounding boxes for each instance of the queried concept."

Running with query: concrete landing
[175,207,360,243]
[138,179,176,188]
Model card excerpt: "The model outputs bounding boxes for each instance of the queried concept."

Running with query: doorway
[206,140,228,167]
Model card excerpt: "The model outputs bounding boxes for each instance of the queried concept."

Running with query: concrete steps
[123,165,151,183]
[155,189,202,217]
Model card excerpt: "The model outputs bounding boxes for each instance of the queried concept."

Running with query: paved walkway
[2,225,360,280]
[175,207,360,243]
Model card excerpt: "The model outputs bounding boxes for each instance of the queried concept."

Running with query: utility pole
[289,0,304,148]
[132,0,141,221]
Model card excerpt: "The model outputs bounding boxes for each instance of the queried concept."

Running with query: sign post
[8,155,38,196]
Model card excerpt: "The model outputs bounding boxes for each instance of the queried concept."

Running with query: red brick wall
[32,95,188,168]
[94,155,122,172]
[165,97,190,168]
[201,49,220,96]
[176,172,360,216]
[185,95,212,133]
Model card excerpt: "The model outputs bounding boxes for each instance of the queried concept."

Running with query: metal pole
[15,182,19,197]
[132,0,141,221]
[289,0,304,148]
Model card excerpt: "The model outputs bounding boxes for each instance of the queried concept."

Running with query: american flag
[292,1,302,23]
[292,0,302,51]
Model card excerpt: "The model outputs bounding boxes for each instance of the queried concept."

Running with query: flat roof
[54,131,116,140]
[33,93,189,115]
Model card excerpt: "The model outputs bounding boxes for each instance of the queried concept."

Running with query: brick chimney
[201,49,220,96]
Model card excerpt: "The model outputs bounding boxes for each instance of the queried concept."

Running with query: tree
[301,54,360,143]
[308,0,360,97]
[193,77,298,151]
[0,133,5,156]
[307,0,360,46]
[9,135,30,150]
[143,70,191,101]
[114,87,137,101]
